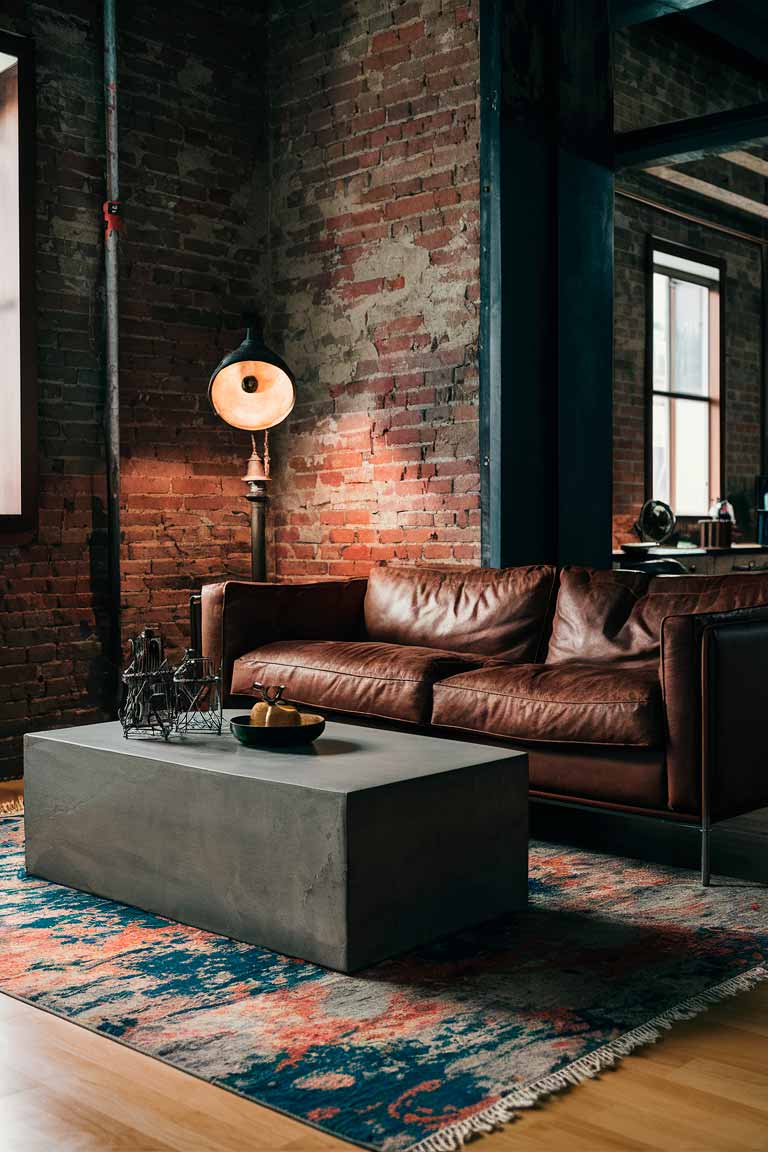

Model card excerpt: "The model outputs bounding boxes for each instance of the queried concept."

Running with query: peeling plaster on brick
[266,0,482,579]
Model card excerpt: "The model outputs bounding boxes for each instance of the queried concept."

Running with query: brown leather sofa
[201,564,768,884]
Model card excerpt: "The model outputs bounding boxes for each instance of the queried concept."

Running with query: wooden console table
[613,543,768,575]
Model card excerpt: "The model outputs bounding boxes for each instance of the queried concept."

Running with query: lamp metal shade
[209,329,295,431]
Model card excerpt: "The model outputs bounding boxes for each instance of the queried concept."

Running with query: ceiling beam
[688,5,768,69]
[738,0,768,17]
[615,101,768,168]
[612,0,714,27]
[722,149,768,177]
[645,165,768,219]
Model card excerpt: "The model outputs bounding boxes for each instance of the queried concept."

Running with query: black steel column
[479,0,613,570]
[478,0,502,567]
[479,0,558,567]
[762,245,768,476]
[557,0,614,568]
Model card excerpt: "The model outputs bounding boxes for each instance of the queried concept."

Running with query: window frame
[644,235,726,515]
[0,29,37,539]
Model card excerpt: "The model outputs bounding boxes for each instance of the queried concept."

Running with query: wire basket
[173,650,223,735]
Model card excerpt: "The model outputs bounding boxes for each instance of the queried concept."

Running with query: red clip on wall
[102,200,122,239]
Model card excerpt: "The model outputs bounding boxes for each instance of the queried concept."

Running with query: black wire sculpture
[119,630,222,739]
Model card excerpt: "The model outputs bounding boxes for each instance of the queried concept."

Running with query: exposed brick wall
[266,0,481,579]
[3,4,765,775]
[0,0,269,777]
[1,0,481,776]
[0,0,109,779]
[117,0,269,648]
[613,24,767,542]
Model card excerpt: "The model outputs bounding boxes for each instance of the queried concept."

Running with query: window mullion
[669,278,676,511]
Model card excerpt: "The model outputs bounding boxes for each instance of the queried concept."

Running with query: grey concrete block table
[24,714,528,972]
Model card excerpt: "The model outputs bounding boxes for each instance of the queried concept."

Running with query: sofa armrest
[661,604,768,817]
[202,578,368,701]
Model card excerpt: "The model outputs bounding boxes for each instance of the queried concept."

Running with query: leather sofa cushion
[546,568,651,663]
[432,659,662,747]
[231,640,483,726]
[548,567,768,664]
[364,564,557,661]
[203,578,368,702]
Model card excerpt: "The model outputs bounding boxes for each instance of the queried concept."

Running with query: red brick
[384,191,436,220]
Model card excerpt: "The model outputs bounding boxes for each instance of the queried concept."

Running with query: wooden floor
[3,780,768,1151]
[0,779,24,813]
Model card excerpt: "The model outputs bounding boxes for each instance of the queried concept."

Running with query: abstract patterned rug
[1,816,766,1152]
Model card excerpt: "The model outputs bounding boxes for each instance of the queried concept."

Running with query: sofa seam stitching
[432,718,656,749]
[434,684,657,707]
[241,657,471,686]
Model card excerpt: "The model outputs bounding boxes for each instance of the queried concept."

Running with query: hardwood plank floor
[3,780,768,1151]
[0,779,24,814]
[2,986,768,1151]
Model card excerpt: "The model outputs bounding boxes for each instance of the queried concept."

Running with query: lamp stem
[263,428,270,479]
[245,479,267,582]
[248,491,267,582]
[244,433,267,582]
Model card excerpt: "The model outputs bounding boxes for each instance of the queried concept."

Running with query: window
[0,31,35,535]
[649,244,722,517]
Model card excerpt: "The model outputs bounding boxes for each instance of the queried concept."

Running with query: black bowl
[230,713,326,748]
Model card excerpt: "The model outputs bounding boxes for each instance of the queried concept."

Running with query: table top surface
[25,712,527,795]
[613,542,768,557]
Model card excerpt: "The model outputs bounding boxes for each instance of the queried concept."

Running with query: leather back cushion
[364,564,557,661]
[548,567,768,663]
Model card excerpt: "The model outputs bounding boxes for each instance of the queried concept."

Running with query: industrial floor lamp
[209,323,295,581]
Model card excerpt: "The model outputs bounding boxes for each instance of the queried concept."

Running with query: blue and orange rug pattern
[1,816,766,1151]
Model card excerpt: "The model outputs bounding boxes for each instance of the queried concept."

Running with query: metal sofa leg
[701,822,711,887]
[700,713,711,886]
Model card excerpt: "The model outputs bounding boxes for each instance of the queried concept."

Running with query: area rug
[1,816,766,1152]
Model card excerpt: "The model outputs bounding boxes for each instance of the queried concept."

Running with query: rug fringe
[406,965,768,1152]
[0,796,23,817]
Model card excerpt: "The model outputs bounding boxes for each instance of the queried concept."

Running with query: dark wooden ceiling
[613,0,768,226]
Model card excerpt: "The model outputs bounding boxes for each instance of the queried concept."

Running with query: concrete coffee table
[24,714,528,972]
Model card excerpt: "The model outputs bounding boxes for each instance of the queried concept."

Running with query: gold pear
[248,701,270,727]
[264,702,301,727]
